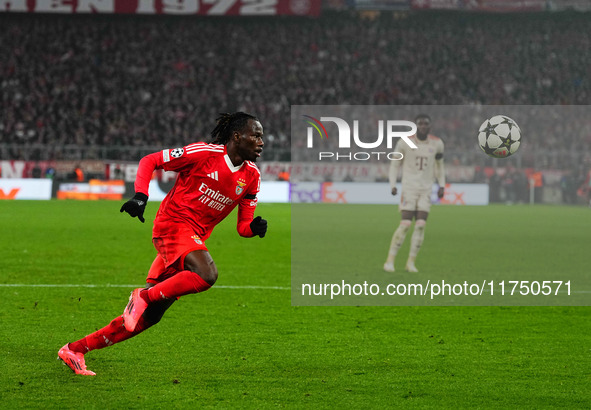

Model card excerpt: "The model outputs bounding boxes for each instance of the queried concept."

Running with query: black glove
[120,192,148,223]
[250,216,267,238]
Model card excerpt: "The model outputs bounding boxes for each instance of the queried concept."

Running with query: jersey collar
[224,153,244,173]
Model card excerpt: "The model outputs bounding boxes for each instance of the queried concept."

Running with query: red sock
[69,315,148,354]
[145,270,211,303]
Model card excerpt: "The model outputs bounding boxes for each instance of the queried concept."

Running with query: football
[477,115,522,158]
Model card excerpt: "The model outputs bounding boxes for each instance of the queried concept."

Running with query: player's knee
[185,262,217,286]
[183,251,218,286]
[415,219,426,230]
[399,219,412,232]
[200,265,218,286]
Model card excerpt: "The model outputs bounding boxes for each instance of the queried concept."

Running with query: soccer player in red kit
[58,112,267,375]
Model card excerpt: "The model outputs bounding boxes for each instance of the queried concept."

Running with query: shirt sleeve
[134,144,213,196]
[236,171,261,238]
[134,151,161,196]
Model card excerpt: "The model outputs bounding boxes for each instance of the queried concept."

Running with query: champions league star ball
[478,115,522,158]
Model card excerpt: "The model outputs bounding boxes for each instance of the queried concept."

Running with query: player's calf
[406,220,426,272]
[409,219,426,258]
[384,219,412,268]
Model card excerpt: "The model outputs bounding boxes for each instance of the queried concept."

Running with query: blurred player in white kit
[384,114,445,273]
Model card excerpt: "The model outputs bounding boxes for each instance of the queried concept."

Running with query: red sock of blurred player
[142,270,211,303]
[69,315,147,354]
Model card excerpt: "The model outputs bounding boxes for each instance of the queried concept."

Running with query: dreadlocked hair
[210,112,258,145]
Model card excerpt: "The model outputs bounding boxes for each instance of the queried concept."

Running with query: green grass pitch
[292,203,591,306]
[0,200,589,408]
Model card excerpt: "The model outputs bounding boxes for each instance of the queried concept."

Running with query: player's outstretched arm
[120,192,148,223]
[120,151,162,223]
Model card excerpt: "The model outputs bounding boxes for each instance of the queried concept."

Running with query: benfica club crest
[236,179,246,195]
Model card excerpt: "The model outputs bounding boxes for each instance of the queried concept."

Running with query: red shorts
[146,222,208,284]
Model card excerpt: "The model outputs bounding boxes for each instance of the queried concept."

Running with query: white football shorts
[399,189,432,213]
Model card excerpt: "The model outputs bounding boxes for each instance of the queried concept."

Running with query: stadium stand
[1,11,590,172]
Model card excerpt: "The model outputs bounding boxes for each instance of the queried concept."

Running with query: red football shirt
[134,142,261,240]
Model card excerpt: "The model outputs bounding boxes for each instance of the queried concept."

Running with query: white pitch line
[0,283,290,290]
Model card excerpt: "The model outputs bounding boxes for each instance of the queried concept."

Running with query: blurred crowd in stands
[1,11,590,170]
